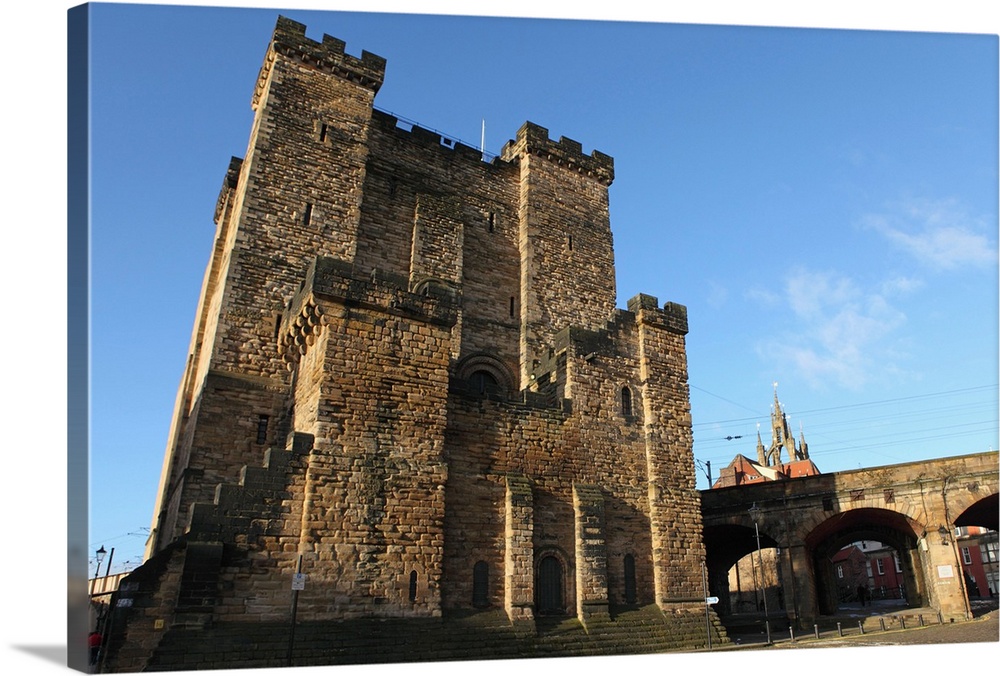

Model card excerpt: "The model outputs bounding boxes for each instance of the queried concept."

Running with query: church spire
[797,422,809,460]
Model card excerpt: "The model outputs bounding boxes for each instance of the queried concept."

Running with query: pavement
[714,598,998,651]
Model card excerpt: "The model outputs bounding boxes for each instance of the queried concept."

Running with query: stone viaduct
[701,450,998,625]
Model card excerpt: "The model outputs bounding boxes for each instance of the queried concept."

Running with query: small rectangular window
[962,547,972,565]
[303,203,313,226]
[509,296,515,318]
[982,541,998,563]
[319,123,328,142]
[876,559,885,575]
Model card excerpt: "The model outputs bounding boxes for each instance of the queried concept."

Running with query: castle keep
[106,17,720,670]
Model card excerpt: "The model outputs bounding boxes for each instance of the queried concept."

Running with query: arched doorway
[536,555,565,615]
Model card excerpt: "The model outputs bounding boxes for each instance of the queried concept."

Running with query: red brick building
[957,526,999,597]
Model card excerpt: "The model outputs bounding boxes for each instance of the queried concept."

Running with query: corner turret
[253,16,386,110]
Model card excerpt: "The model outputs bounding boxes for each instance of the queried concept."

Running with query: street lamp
[91,546,108,597]
[95,546,107,578]
[748,502,772,645]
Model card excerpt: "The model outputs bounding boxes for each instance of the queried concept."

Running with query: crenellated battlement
[277,256,460,368]
[501,122,614,185]
[627,294,688,335]
[253,16,386,109]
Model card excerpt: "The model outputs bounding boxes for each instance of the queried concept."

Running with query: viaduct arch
[700,451,998,625]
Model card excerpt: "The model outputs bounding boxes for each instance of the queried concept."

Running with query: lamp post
[91,546,107,598]
[95,546,107,578]
[749,502,772,645]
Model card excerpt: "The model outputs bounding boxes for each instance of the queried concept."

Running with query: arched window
[408,570,418,602]
[473,561,489,608]
[624,554,637,604]
[621,386,633,417]
[470,370,499,395]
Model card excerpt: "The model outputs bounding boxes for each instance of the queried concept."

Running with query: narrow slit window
[256,414,269,445]
[319,123,328,142]
[567,234,573,250]
[473,561,489,607]
[509,296,515,318]
[621,386,633,417]
[624,554,637,604]
[488,212,496,232]
[408,570,418,602]
[303,203,313,226]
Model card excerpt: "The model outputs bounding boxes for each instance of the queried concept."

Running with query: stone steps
[143,606,728,670]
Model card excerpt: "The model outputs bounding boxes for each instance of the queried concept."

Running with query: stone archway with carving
[455,352,516,397]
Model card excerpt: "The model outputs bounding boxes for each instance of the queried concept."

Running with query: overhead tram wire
[690,384,997,469]
[688,384,762,417]
[690,383,996,432]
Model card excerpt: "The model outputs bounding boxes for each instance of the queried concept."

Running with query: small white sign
[292,573,307,590]
[937,565,954,579]
[705,596,719,605]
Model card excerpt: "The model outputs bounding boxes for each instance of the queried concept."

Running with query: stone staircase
[143,606,728,671]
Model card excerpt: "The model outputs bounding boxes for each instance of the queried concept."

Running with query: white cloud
[744,285,780,306]
[862,197,997,271]
[705,280,729,309]
[756,267,908,390]
[879,275,924,297]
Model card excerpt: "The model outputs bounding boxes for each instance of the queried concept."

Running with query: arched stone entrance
[536,554,566,615]
[806,509,925,616]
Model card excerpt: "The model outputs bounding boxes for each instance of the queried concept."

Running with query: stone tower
[124,16,713,668]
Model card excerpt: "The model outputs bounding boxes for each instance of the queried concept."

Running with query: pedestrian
[89,631,102,667]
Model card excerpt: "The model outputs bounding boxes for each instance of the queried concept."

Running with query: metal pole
[754,519,772,644]
[702,561,712,650]
[287,554,303,667]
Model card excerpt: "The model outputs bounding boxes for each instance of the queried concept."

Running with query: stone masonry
[101,16,722,671]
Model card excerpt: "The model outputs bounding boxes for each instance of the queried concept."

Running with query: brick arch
[410,276,458,300]
[801,508,926,615]
[455,353,516,395]
[949,486,999,530]
[799,507,923,551]
[804,508,921,553]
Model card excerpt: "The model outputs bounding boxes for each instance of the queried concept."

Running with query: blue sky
[81,2,999,579]
[4,3,998,672]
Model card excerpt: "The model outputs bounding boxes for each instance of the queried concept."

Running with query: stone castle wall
[121,15,713,671]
